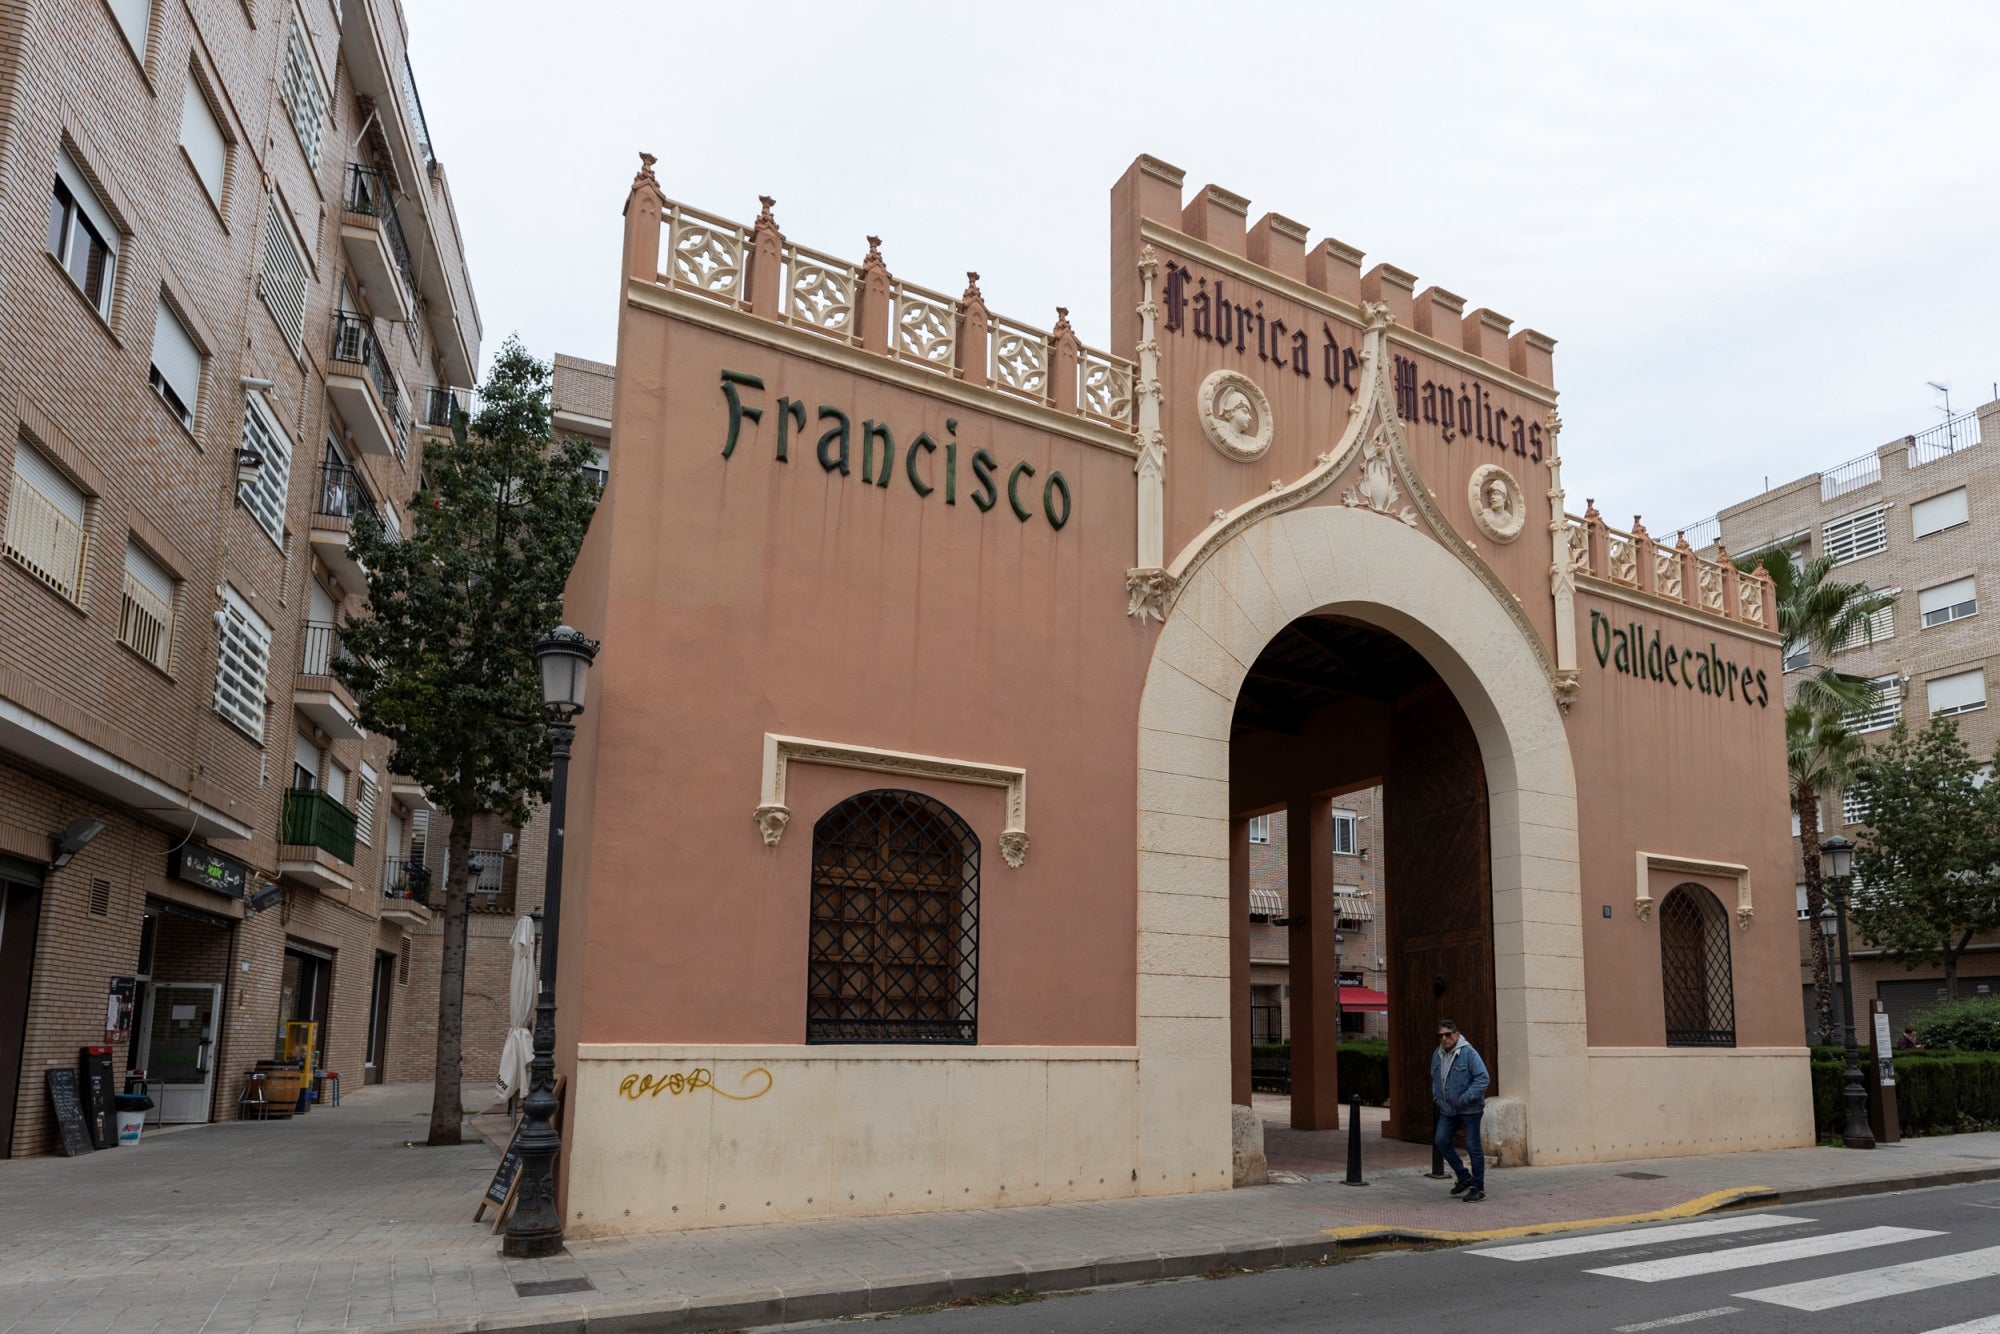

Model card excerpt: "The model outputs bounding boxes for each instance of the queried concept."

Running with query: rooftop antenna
[1927,381,1956,450]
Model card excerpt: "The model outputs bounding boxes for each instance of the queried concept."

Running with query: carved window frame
[755,733,1028,868]
[1634,851,1753,929]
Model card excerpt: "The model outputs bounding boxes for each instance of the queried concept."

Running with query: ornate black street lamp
[1819,835,1875,1150]
[504,626,600,1257]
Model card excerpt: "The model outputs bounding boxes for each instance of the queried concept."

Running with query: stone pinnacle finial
[755,195,777,228]
[864,235,884,265]
[962,271,983,302]
[1583,497,1600,520]
[1052,306,1075,338]
[634,151,659,188]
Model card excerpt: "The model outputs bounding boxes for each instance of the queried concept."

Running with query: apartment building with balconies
[1686,396,1999,1038]
[0,0,482,1154]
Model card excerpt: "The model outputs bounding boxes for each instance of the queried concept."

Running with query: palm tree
[1787,704,1864,1043]
[1738,545,1894,1043]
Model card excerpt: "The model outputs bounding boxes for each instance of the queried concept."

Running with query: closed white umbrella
[496,915,536,1100]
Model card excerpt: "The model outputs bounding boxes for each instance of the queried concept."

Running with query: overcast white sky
[406,1,2000,530]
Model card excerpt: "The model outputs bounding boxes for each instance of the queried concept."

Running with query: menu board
[45,1069,95,1157]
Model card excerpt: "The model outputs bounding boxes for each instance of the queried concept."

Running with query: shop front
[544,153,1813,1237]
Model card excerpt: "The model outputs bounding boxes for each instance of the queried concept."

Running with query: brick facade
[0,0,480,1154]
[1244,786,1389,1043]
[1711,398,2000,1040]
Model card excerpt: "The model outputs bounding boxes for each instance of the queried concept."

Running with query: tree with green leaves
[1736,543,1893,1042]
[336,337,599,1145]
[1849,717,2000,1002]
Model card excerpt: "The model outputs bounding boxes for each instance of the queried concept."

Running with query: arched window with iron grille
[1660,882,1736,1047]
[807,789,978,1044]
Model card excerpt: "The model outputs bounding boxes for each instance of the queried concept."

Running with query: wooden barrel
[253,1061,300,1118]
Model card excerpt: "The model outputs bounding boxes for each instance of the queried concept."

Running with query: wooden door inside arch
[1383,679,1497,1143]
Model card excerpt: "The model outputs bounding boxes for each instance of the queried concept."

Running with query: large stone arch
[1134,501,1587,1192]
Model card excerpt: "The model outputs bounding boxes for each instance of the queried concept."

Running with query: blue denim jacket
[1430,1038,1491,1115]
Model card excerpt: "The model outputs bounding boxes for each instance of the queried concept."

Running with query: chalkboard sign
[487,1127,524,1206]
[46,1069,95,1157]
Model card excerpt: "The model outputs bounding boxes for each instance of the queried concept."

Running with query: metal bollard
[1426,1109,1449,1179]
[1342,1092,1368,1186]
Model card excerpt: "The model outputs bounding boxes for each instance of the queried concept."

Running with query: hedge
[1811,1050,2000,1136]
[1249,1039,1390,1107]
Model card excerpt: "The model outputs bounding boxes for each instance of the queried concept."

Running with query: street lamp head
[1820,834,1855,885]
[535,626,599,721]
[1817,906,1839,939]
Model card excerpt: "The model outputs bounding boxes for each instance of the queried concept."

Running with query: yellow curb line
[1322,1186,1781,1246]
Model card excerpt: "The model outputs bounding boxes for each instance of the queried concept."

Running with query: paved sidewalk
[7,1082,2000,1334]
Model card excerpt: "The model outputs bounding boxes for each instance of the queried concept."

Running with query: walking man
[1432,1019,1491,1202]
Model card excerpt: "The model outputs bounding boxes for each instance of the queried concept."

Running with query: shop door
[140,982,223,1123]
[0,863,47,1157]
[364,951,394,1084]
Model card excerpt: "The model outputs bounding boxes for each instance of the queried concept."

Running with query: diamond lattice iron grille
[1660,883,1736,1047]
[808,789,978,1044]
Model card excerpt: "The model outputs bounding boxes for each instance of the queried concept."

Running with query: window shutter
[1919,577,1978,627]
[150,298,203,416]
[12,439,85,523]
[356,765,377,846]
[259,197,309,353]
[212,587,273,741]
[238,393,294,545]
[1911,488,1970,538]
[1927,669,1987,718]
[56,152,119,258]
[107,0,149,58]
[180,76,227,205]
[119,539,175,668]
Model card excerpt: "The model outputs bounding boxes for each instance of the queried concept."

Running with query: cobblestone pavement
[6,1081,2000,1333]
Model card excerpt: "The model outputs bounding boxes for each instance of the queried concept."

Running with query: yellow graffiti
[617,1066,773,1102]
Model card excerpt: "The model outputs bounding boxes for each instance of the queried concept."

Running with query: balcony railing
[1908,410,1983,469]
[298,620,345,677]
[343,164,416,297]
[330,313,411,455]
[282,787,358,864]
[316,460,375,520]
[421,384,472,428]
[383,854,432,904]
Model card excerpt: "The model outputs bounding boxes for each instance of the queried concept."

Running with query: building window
[1833,598,1895,653]
[1927,669,1987,720]
[238,393,294,546]
[1842,786,1871,828]
[119,538,175,670]
[47,153,118,319]
[1247,814,1271,845]
[213,586,273,741]
[1845,674,1902,734]
[292,733,320,789]
[107,0,150,59]
[1782,641,1811,673]
[6,438,90,601]
[179,72,228,207]
[279,9,329,168]
[1920,576,1977,629]
[1822,506,1888,565]
[583,445,609,490]
[149,296,202,428]
[1795,883,1810,922]
[807,788,978,1044]
[355,766,378,846]
[1911,487,1970,539]
[259,196,310,354]
[1331,809,1358,855]
[1659,882,1736,1048]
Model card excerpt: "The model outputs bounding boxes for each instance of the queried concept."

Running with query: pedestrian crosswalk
[1472,1209,2000,1328]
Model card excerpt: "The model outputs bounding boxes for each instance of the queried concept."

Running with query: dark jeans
[1435,1109,1485,1188]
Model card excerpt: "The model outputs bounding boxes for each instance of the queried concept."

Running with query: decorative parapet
[1566,508,1776,633]
[649,193,1135,436]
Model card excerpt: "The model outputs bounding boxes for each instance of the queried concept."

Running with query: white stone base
[565,1044,1153,1236]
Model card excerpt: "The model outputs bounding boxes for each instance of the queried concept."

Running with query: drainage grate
[512,1277,595,1298]
[1618,1171,1667,1180]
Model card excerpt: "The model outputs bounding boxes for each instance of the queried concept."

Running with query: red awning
[1339,985,1389,1013]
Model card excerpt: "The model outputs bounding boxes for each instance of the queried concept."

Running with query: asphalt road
[827,1184,2000,1334]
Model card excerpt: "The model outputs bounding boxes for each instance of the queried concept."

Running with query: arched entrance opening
[1229,614,1496,1143]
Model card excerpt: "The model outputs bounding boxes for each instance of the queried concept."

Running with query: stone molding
[1635,850,1754,928]
[755,733,1029,868]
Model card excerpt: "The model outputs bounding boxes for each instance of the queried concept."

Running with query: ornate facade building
[541,153,1810,1236]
